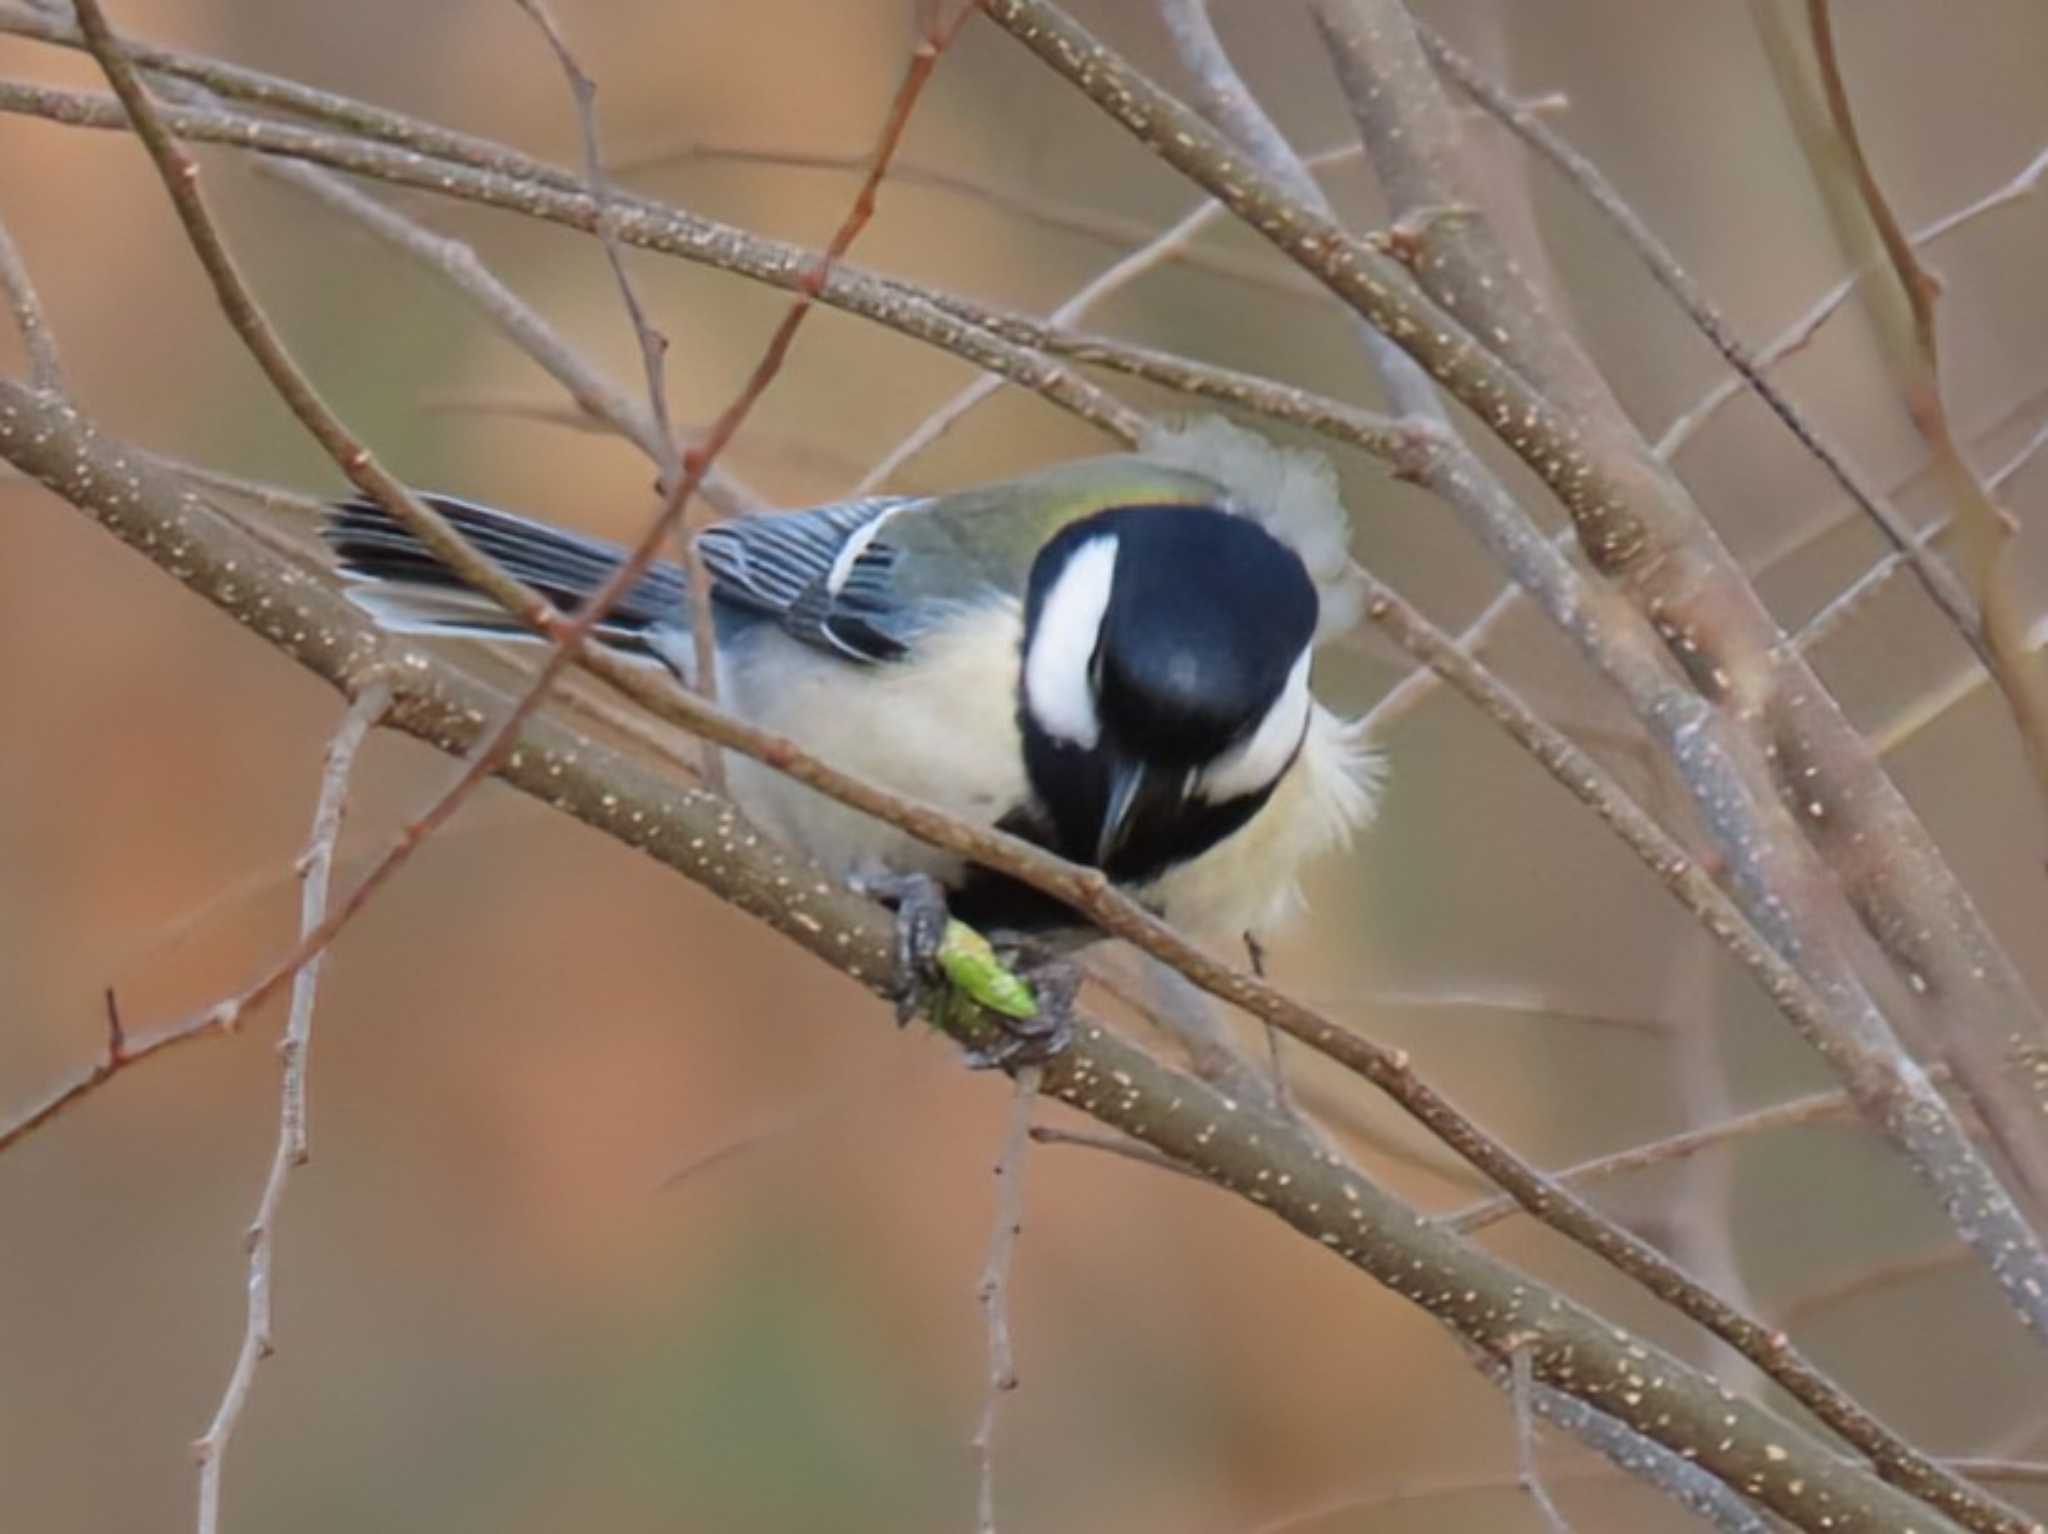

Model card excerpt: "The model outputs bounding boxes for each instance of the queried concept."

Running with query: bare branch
[1798,0,2048,797]
[257,161,701,488]
[193,680,389,1534]
[858,187,1236,491]
[610,133,1343,303]
[974,1064,1039,1534]
[1416,19,1990,666]
[1444,1083,1883,1236]
[2,384,1999,1534]
[512,0,677,478]
[0,988,231,1155]
[986,0,2048,1365]
[1026,1122,1202,1182]
[0,77,1149,446]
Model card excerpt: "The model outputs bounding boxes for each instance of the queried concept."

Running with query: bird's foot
[852,866,953,1027]
[961,934,1077,1070]
[852,867,1075,1068]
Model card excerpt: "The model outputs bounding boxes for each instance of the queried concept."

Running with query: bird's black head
[1016,503,1319,884]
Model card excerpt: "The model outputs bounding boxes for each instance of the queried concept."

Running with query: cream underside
[720,600,1381,939]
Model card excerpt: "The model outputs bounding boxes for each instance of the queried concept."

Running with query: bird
[323,417,1381,1050]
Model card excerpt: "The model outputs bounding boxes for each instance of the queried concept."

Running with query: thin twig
[257,163,669,468]
[193,679,388,1534]
[512,0,675,476]
[1802,0,2048,801]
[1418,19,1991,667]
[1772,1245,1971,1331]
[508,0,747,799]
[1511,1341,1576,1534]
[609,134,1344,304]
[72,0,976,1069]
[657,1065,895,1191]
[6,387,1994,1534]
[857,187,1232,491]
[974,1064,1040,1534]
[8,5,2015,1490]
[1444,1084,1867,1235]
[1028,1122,1203,1182]
[0,988,232,1154]
[0,77,1150,446]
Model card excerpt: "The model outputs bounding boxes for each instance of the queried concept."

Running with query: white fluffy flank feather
[1138,415,1362,641]
[1143,701,1384,937]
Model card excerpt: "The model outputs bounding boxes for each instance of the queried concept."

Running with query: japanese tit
[324,417,1380,944]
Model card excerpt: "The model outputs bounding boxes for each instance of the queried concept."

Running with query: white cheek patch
[1023,534,1119,748]
[1197,649,1312,804]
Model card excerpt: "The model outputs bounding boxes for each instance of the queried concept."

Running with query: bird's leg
[851,866,1076,1067]
[851,866,954,1027]
[971,934,1079,1070]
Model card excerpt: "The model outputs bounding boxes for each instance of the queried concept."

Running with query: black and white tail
[323,495,689,658]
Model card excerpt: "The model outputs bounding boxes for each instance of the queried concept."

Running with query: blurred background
[3,1,2048,1529]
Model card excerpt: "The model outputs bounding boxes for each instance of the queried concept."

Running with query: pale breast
[719,602,1031,882]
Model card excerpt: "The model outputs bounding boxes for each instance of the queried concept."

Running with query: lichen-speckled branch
[0,383,1986,1534]
[977,0,2048,1349]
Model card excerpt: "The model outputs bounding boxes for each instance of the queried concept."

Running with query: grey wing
[697,496,927,663]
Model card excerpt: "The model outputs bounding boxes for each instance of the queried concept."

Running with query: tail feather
[323,494,688,653]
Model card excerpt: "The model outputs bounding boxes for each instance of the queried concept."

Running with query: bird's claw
[852,867,953,1026]
[957,938,1078,1070]
[852,866,1075,1067]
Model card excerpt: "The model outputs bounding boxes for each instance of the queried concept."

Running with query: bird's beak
[1097,758,1148,865]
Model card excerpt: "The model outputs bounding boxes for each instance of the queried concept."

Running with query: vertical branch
[1309,0,1608,423]
[1414,20,1990,670]
[974,1064,1041,1534]
[193,680,390,1534]
[511,0,677,473]
[511,0,737,792]
[989,0,2048,1319]
[1155,0,1445,422]
[1798,0,2048,794]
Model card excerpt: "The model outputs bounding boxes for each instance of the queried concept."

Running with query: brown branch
[1026,1122,1201,1181]
[1772,1245,1972,1331]
[0,17,2023,1499]
[1415,19,1991,667]
[608,134,1343,304]
[1443,1083,1884,1236]
[0,77,1150,447]
[982,0,2048,1364]
[1801,1,2048,796]
[513,0,677,479]
[193,680,388,1534]
[74,0,977,1071]
[857,187,1238,491]
[2,385,1993,1534]
[0,988,232,1155]
[509,0,744,797]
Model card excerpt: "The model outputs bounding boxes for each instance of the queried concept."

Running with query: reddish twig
[70,0,978,1081]
[0,988,230,1155]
